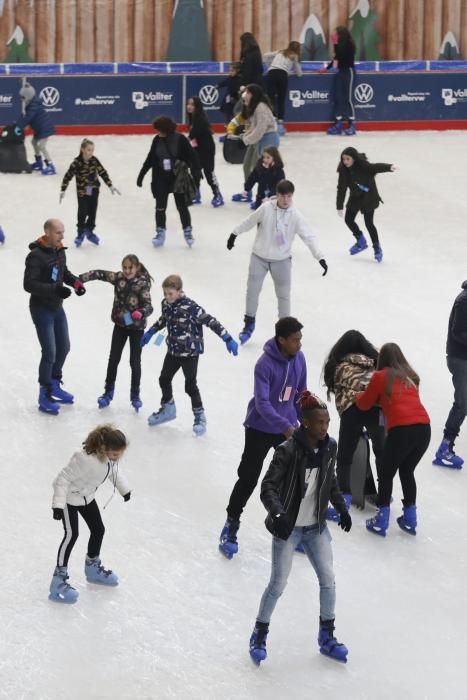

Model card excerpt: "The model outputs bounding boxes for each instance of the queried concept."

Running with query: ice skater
[249,391,351,666]
[227,179,327,344]
[264,40,302,135]
[356,343,431,537]
[325,27,357,136]
[323,330,384,517]
[336,147,396,263]
[219,317,307,558]
[433,280,467,469]
[141,274,238,436]
[217,61,243,125]
[49,424,131,604]
[60,138,120,247]
[79,254,153,411]
[18,82,56,174]
[234,146,285,210]
[186,96,224,207]
[23,218,86,415]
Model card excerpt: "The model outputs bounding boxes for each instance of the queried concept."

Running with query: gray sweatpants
[245,253,292,318]
[32,137,51,161]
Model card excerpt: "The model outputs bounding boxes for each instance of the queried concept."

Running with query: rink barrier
[0,61,466,133]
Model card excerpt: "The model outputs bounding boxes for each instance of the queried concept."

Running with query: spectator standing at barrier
[264,41,302,136]
[137,116,201,249]
[18,82,56,175]
[239,32,264,86]
[186,96,224,208]
[23,219,86,415]
[325,27,356,136]
[433,281,467,469]
[217,62,243,125]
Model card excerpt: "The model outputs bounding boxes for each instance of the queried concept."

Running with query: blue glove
[140,327,156,347]
[223,334,238,356]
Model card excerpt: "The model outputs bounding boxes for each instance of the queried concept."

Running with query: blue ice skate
[344,122,357,135]
[249,623,269,665]
[374,246,383,263]
[49,568,79,604]
[50,379,74,404]
[130,389,142,412]
[74,230,85,247]
[38,386,60,415]
[193,408,207,436]
[31,155,43,171]
[433,439,464,469]
[183,226,194,247]
[41,161,56,175]
[327,121,343,135]
[239,315,255,345]
[85,557,118,586]
[97,385,114,409]
[318,618,348,663]
[397,504,417,535]
[84,228,100,245]
[232,191,252,203]
[211,192,224,208]
[326,494,351,522]
[219,517,240,559]
[366,506,390,537]
[349,234,368,255]
[192,189,201,204]
[147,400,176,426]
[152,227,166,247]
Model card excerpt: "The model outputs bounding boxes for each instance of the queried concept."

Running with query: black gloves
[338,509,352,532]
[123,492,131,502]
[319,259,328,276]
[52,508,63,520]
[55,286,71,299]
[227,233,237,250]
[273,512,292,539]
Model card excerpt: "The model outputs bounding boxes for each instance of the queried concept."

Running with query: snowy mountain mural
[4,24,32,63]
[439,31,460,60]
[299,13,330,61]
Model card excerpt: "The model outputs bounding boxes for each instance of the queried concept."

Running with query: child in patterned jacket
[60,138,121,247]
[79,254,153,411]
[141,274,238,436]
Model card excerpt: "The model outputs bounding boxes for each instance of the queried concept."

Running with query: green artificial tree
[349,0,381,61]
[4,26,33,63]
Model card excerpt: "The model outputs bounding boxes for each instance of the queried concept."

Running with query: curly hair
[83,425,128,460]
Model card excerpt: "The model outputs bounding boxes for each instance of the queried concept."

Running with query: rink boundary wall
[1,61,466,133]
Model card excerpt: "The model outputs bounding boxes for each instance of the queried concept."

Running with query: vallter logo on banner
[132,91,174,110]
[39,86,60,109]
[442,88,467,106]
[289,89,329,108]
[0,94,13,107]
[198,85,219,109]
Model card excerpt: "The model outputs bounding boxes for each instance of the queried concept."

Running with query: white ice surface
[0,131,465,700]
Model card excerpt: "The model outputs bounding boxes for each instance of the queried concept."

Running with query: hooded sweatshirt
[244,337,307,434]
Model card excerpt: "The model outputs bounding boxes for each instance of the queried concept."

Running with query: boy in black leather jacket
[249,391,351,666]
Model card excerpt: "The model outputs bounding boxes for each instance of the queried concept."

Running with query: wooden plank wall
[0,0,465,63]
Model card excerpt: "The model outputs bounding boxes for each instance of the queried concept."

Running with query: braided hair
[297,390,327,415]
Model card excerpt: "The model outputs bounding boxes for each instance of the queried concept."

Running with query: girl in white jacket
[49,424,131,604]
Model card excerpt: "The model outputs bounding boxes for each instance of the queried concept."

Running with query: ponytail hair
[297,390,327,416]
[83,424,128,460]
[122,253,153,284]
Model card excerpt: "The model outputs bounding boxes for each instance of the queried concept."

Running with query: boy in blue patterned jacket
[141,274,238,435]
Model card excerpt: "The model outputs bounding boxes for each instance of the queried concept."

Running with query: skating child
[337,146,396,263]
[140,274,238,435]
[235,146,285,210]
[249,391,351,666]
[217,62,243,124]
[18,82,56,175]
[60,138,121,247]
[49,424,131,604]
[79,255,153,411]
[186,96,224,207]
[356,343,431,537]
[322,330,384,518]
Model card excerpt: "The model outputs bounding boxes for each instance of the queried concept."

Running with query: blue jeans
[256,130,280,158]
[444,355,467,442]
[30,305,70,386]
[256,525,336,624]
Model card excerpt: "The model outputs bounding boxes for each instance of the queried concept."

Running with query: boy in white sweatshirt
[227,179,328,344]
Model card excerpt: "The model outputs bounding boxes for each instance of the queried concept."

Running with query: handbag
[162,136,197,207]
[223,136,247,164]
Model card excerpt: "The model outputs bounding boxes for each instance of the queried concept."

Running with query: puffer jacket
[52,451,130,508]
[334,353,376,416]
[337,160,392,212]
[17,96,55,139]
[150,295,229,357]
[261,428,346,539]
[24,238,78,310]
[60,154,113,198]
[78,269,153,330]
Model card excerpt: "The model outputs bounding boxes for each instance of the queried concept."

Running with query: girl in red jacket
[356,343,430,537]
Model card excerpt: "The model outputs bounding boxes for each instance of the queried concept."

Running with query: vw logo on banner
[354,83,374,104]
[39,86,60,108]
[199,85,219,106]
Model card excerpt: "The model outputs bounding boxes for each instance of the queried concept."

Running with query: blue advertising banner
[186,75,225,124]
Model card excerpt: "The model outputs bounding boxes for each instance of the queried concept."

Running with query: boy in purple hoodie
[219,317,306,558]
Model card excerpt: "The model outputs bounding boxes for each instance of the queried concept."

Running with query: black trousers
[77,190,99,232]
[266,69,288,120]
[159,353,202,409]
[154,185,191,229]
[201,166,219,195]
[378,424,431,507]
[345,208,380,247]
[337,404,385,493]
[334,67,355,121]
[226,428,285,520]
[57,500,105,567]
[105,325,143,392]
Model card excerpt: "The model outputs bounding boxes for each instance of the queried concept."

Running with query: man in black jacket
[433,280,467,469]
[249,391,351,666]
[24,218,85,415]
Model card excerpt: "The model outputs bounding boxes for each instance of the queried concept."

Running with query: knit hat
[19,83,36,105]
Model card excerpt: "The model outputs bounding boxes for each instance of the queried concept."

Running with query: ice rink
[0,130,465,700]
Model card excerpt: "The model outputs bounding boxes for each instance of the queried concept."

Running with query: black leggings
[57,500,105,567]
[378,424,431,507]
[226,428,285,520]
[77,190,99,232]
[337,404,385,494]
[105,325,143,392]
[201,166,219,195]
[155,187,191,229]
[345,208,380,247]
[266,69,288,120]
[159,353,202,409]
